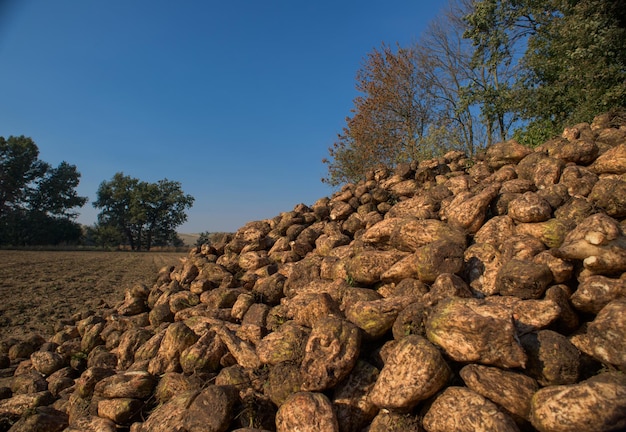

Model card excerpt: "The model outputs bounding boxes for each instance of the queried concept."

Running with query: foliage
[195,231,232,247]
[322,2,465,185]
[512,117,560,147]
[465,0,626,140]
[0,136,87,245]
[415,0,503,154]
[323,43,436,186]
[461,0,521,144]
[324,0,626,186]
[82,224,126,249]
[1,209,83,246]
[196,231,212,247]
[526,0,625,126]
[323,0,507,185]
[93,173,194,250]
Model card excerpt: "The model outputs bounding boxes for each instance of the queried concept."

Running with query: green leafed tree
[82,223,125,249]
[521,0,626,139]
[465,0,626,145]
[29,161,87,218]
[93,172,194,250]
[1,136,47,214]
[0,135,87,245]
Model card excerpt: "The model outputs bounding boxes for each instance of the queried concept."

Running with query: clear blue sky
[1,1,444,233]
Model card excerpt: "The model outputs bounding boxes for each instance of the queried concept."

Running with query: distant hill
[177,233,200,247]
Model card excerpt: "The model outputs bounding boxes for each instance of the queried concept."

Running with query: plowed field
[0,250,186,341]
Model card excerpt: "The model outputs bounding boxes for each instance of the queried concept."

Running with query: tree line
[323,0,626,185]
[0,135,194,249]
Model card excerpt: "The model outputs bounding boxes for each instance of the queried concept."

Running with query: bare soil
[0,250,186,341]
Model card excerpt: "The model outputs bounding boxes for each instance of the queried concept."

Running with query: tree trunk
[498,113,507,142]
[125,228,135,251]
[136,228,142,251]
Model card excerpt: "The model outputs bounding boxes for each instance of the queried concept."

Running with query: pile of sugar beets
[1,111,626,432]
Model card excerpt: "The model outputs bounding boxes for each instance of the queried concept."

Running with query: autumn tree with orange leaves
[323,0,510,186]
[323,44,435,186]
